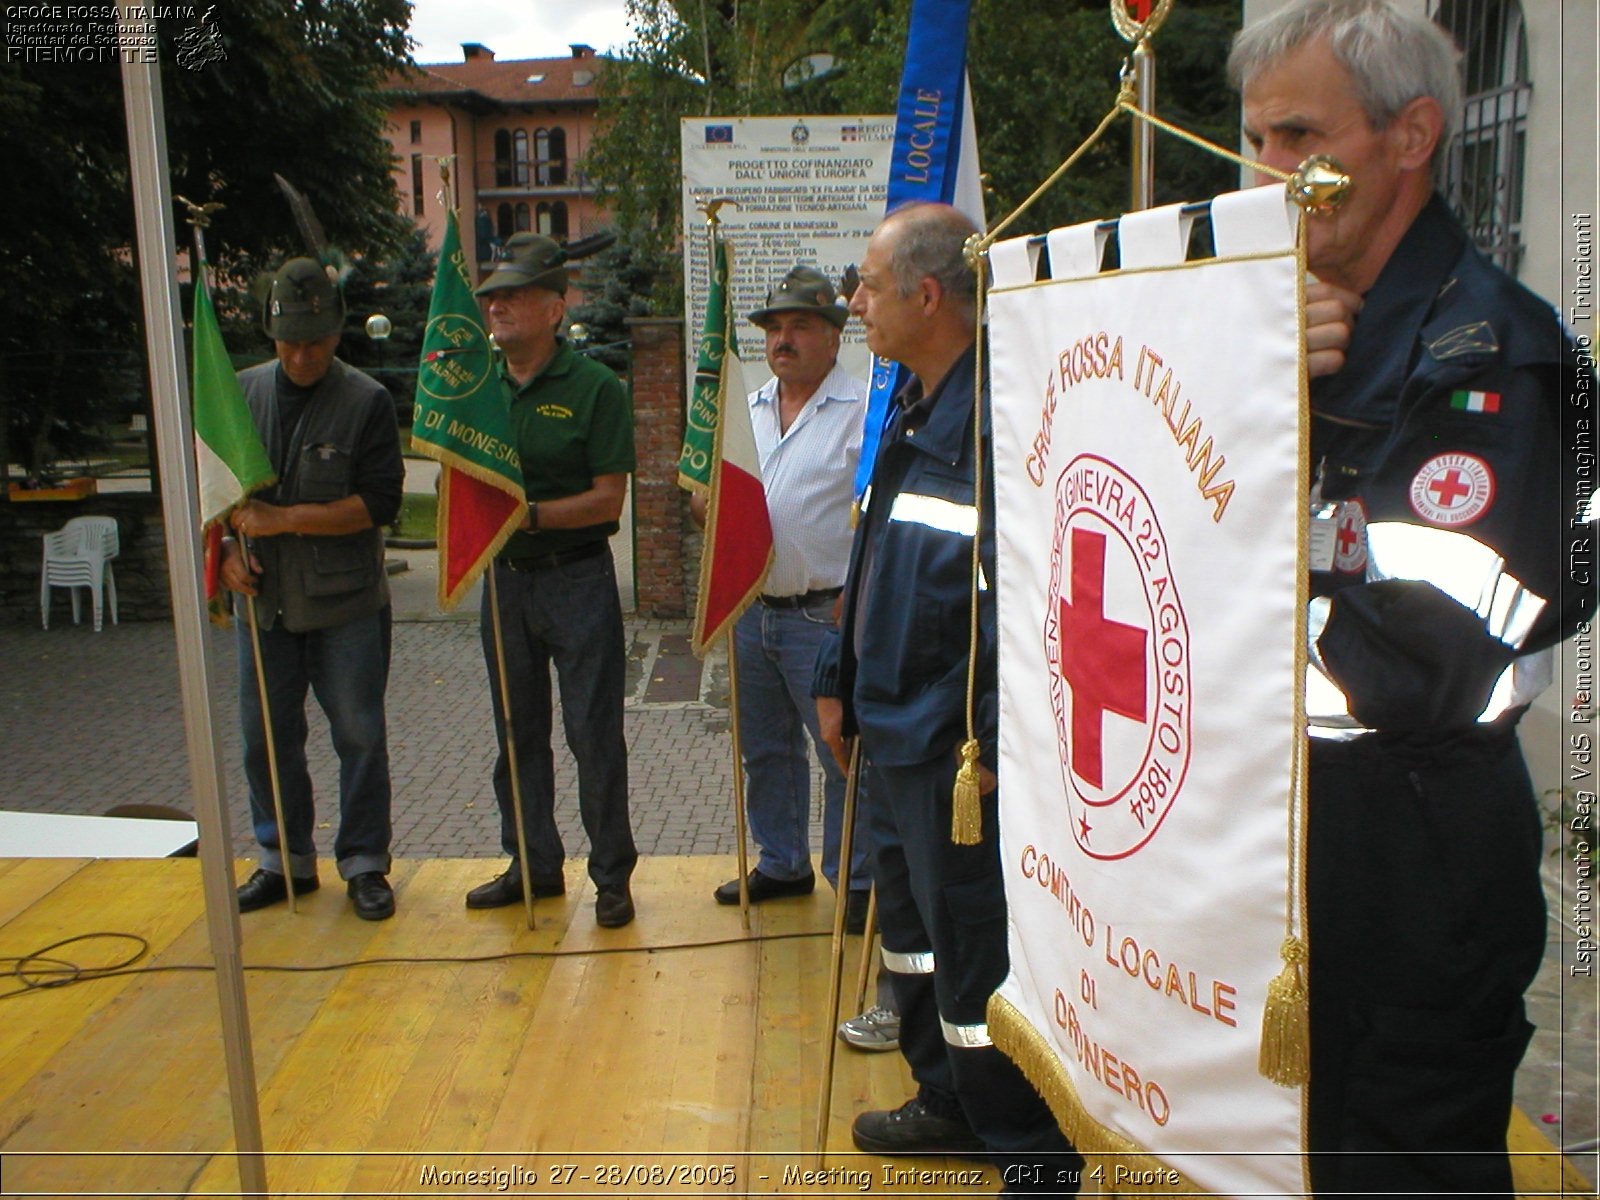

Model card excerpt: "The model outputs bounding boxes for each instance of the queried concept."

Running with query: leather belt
[501,542,606,572]
[759,586,842,610]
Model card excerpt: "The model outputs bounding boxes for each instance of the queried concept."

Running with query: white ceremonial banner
[680,115,893,394]
[988,194,1306,1197]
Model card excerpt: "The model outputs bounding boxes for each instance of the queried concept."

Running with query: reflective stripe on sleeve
[940,1015,993,1048]
[880,947,936,975]
[1365,522,1547,649]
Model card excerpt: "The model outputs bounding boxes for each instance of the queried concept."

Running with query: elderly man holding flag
[459,233,640,930]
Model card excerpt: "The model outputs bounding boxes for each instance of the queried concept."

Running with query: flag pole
[812,738,863,1159]
[119,21,267,1192]
[189,219,299,916]
[244,592,297,913]
[850,885,878,1017]
[724,629,753,931]
[488,565,538,930]
[186,213,298,916]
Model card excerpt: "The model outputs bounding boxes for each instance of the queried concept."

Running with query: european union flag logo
[705,125,733,143]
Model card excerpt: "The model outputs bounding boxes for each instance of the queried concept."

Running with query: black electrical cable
[0,927,837,1002]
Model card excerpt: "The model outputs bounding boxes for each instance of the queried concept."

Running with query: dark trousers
[239,606,393,881]
[869,757,1080,1188]
[481,551,637,888]
[1306,724,1545,1195]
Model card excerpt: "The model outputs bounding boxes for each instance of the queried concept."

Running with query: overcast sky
[407,0,636,65]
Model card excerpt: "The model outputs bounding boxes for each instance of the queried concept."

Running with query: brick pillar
[627,316,687,618]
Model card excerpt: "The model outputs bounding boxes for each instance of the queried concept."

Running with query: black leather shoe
[236,868,318,913]
[851,1096,985,1156]
[464,868,565,909]
[844,888,870,935]
[713,868,815,905]
[347,872,395,921]
[595,883,635,928]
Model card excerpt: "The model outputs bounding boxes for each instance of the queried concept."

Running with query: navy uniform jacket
[1310,196,1595,734]
[814,341,999,769]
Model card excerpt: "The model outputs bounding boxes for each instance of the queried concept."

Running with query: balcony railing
[483,159,594,191]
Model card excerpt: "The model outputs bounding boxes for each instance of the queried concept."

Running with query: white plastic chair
[40,516,120,632]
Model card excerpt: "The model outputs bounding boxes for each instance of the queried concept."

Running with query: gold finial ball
[962,231,986,273]
[1289,155,1352,216]
[1110,0,1175,44]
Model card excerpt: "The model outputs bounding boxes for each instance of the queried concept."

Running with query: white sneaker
[838,1004,900,1052]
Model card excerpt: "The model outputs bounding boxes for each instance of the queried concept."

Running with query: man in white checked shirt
[703,266,873,925]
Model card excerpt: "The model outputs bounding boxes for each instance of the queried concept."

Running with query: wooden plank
[337,860,570,1197]
[483,858,749,1149]
[0,857,89,928]
[1509,1106,1597,1198]
[0,856,1586,1200]
[0,859,207,1113]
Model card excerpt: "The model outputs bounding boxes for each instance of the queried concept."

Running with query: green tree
[567,229,666,374]
[0,0,414,484]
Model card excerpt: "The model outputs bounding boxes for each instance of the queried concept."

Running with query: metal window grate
[1432,0,1531,276]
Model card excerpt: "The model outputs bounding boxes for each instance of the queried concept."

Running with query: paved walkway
[2,551,752,862]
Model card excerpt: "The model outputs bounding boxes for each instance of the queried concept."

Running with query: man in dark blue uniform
[815,203,1081,1193]
[1231,1,1595,1192]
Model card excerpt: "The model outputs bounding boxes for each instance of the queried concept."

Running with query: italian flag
[411,208,526,609]
[1450,389,1501,413]
[681,237,772,655]
[191,273,274,623]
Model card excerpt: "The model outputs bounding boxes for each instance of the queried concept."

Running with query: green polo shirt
[500,341,635,559]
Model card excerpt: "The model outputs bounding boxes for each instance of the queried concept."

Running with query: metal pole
[812,739,863,1159]
[117,12,268,1194]
[1131,39,1156,211]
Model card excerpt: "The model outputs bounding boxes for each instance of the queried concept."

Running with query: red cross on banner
[1059,527,1148,788]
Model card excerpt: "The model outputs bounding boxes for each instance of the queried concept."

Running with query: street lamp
[568,322,590,351]
[365,312,393,407]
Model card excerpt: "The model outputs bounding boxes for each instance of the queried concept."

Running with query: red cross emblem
[1409,453,1495,527]
[1333,499,1367,573]
[1060,528,1148,788]
[1046,455,1191,860]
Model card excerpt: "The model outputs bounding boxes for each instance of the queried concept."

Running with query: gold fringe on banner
[1259,936,1311,1086]
[987,994,1216,1197]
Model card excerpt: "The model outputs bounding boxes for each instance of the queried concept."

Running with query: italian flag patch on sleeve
[1449,389,1501,413]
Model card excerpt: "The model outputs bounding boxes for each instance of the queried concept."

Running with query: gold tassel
[951,739,983,845]
[1258,935,1310,1086]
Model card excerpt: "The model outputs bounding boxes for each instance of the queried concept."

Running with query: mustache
[773,343,798,356]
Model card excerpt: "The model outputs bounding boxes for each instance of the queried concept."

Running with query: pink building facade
[384,43,610,297]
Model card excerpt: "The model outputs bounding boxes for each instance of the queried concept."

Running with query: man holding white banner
[1232,1,1595,1193]
[816,203,1080,1190]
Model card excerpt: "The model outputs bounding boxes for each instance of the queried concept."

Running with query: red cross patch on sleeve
[1408,452,1495,527]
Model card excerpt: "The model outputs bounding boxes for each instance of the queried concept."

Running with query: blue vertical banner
[854,0,985,504]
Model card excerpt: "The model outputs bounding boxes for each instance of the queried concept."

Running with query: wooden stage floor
[0,856,1587,1199]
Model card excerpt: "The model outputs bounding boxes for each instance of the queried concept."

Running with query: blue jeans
[239,606,393,880]
[481,551,636,888]
[734,600,869,890]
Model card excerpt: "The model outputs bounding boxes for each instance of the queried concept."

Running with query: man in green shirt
[464,233,638,928]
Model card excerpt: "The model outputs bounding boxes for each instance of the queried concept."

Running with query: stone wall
[0,492,172,625]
